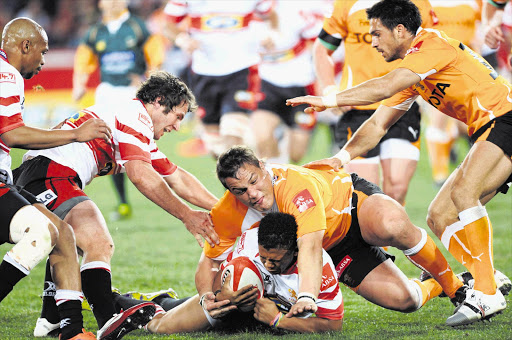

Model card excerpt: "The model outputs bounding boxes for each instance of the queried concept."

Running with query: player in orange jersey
[287,0,511,326]
[195,146,465,325]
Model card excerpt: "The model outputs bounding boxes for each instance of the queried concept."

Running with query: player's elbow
[324,319,343,332]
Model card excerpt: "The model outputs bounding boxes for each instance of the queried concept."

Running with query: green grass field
[0,122,510,340]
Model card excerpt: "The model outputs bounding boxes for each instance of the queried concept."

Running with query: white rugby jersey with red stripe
[24,99,176,188]
[164,0,274,76]
[221,228,344,320]
[0,50,25,184]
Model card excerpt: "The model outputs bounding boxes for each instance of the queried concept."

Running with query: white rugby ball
[221,256,264,312]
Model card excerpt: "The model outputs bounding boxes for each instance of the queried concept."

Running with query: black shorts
[0,183,39,244]
[334,102,421,158]
[470,110,512,195]
[190,66,260,125]
[327,173,395,288]
[258,79,313,128]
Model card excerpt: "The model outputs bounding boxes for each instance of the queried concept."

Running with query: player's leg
[351,174,464,301]
[64,200,117,328]
[32,203,91,340]
[380,138,419,205]
[0,186,57,302]
[288,128,311,164]
[251,109,283,161]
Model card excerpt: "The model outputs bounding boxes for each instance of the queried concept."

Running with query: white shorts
[379,138,420,161]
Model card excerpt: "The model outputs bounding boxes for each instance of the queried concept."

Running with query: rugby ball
[221,256,264,312]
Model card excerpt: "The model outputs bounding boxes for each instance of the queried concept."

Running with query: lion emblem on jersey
[292,189,316,213]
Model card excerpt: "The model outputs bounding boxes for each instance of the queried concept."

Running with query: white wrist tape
[333,149,351,165]
[322,85,338,96]
[321,91,338,108]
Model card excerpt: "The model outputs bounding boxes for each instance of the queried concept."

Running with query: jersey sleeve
[275,171,327,238]
[382,86,419,111]
[397,32,457,80]
[0,77,24,135]
[164,0,188,23]
[255,0,275,17]
[315,250,344,320]
[318,0,347,51]
[149,141,177,176]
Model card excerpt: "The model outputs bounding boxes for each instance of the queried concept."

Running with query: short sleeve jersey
[221,228,344,320]
[82,14,151,86]
[205,164,354,261]
[320,0,437,110]
[383,28,512,136]
[24,99,176,187]
[0,51,25,184]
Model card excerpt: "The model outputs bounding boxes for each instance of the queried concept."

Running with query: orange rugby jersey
[205,164,354,261]
[321,0,437,110]
[430,1,480,46]
[384,28,512,136]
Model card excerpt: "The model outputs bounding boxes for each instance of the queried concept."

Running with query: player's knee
[427,201,446,238]
[8,205,56,271]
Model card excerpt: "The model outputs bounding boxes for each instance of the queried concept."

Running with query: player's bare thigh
[63,200,114,264]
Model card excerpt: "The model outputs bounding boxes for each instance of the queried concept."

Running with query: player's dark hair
[366,0,422,33]
[136,71,198,113]
[258,213,298,251]
[217,145,261,189]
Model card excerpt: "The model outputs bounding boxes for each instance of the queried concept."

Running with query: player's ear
[21,39,30,54]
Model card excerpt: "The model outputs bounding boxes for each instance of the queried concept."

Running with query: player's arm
[313,34,338,92]
[287,230,324,317]
[72,44,98,102]
[163,166,218,210]
[286,67,420,112]
[254,297,342,333]
[125,159,217,247]
[0,120,111,149]
[482,0,507,48]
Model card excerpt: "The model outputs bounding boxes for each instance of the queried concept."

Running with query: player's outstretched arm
[1,119,111,149]
[164,167,218,210]
[125,159,217,247]
[254,298,342,333]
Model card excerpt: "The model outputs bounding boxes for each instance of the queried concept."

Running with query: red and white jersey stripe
[222,228,344,320]
[164,0,274,76]
[0,50,25,183]
[24,99,176,187]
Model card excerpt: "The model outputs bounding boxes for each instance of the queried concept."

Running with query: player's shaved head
[1,17,47,50]
[1,17,48,79]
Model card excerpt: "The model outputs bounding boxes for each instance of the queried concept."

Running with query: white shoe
[446,288,507,326]
[494,270,511,296]
[34,317,60,337]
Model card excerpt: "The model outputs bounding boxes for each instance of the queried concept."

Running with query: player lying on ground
[111,212,344,334]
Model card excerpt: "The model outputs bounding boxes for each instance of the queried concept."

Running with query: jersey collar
[0,49,8,63]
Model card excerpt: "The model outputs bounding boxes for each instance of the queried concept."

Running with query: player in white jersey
[111,212,343,334]
[164,0,275,157]
[13,71,219,339]
[0,17,112,340]
[251,1,328,164]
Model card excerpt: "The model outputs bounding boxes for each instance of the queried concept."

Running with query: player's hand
[201,292,237,319]
[484,26,505,49]
[253,297,279,324]
[286,298,317,318]
[216,272,260,309]
[175,32,200,55]
[303,157,343,171]
[286,95,326,114]
[74,118,112,143]
[183,210,219,248]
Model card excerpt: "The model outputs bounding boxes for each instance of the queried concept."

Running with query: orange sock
[459,206,496,294]
[411,278,443,307]
[441,221,474,272]
[405,229,462,299]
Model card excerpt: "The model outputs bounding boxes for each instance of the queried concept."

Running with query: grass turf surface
[0,123,510,339]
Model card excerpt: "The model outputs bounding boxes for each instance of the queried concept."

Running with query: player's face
[258,246,297,275]
[99,0,128,17]
[369,18,402,62]
[152,100,187,140]
[21,31,48,79]
[225,163,274,212]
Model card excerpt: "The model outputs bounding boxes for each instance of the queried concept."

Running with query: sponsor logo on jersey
[335,255,352,278]
[292,189,316,213]
[0,72,15,83]
[405,41,423,56]
[96,40,107,52]
[138,112,153,130]
[68,110,87,124]
[237,232,246,253]
[203,15,243,30]
[321,267,337,290]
